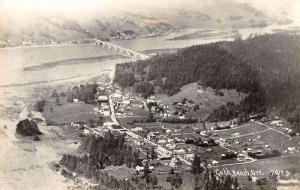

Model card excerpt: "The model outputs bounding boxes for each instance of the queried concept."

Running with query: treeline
[67,83,98,103]
[114,34,300,128]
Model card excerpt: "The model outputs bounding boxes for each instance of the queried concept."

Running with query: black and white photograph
[0,0,300,189]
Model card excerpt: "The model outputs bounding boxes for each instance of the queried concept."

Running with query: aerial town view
[1,0,300,190]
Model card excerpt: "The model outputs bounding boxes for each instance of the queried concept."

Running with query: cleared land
[215,123,268,139]
[43,96,99,125]
[156,83,247,119]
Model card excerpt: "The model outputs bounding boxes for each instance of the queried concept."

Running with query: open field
[197,146,241,165]
[156,83,247,119]
[43,96,99,125]
[222,125,296,154]
[215,122,268,138]
[213,155,300,177]
[103,166,136,180]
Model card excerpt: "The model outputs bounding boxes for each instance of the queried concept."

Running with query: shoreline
[1,22,292,50]
[0,72,114,189]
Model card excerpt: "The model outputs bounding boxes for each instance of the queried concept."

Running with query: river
[1,19,300,88]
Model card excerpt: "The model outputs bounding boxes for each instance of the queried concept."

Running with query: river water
[1,19,300,88]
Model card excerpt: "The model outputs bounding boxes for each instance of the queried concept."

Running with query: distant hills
[0,0,291,47]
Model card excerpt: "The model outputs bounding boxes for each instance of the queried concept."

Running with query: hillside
[0,0,289,47]
[113,33,300,128]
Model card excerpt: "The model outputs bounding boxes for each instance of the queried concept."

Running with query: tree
[34,99,46,112]
[167,173,183,189]
[51,89,59,97]
[150,147,158,160]
[192,154,203,174]
[55,97,62,105]
[90,119,95,128]
[233,176,239,190]
[97,116,104,126]
[143,161,151,177]
[16,119,42,136]
[170,167,175,174]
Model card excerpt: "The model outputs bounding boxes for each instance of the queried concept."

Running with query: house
[146,99,156,104]
[147,132,156,140]
[113,93,122,101]
[252,113,267,120]
[174,149,186,155]
[166,143,176,149]
[179,115,186,120]
[211,160,218,165]
[98,96,109,103]
[123,100,130,105]
[101,106,110,116]
[215,124,230,130]
[135,166,144,171]
[131,127,143,132]
[200,131,208,137]
[221,152,237,160]
[248,149,281,159]
[83,129,90,135]
[165,129,172,134]
[185,153,194,161]
[157,139,167,144]
[271,120,283,127]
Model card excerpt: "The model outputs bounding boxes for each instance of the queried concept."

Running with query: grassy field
[43,96,99,125]
[224,128,291,153]
[156,83,247,119]
[197,146,239,164]
[215,122,268,138]
[214,155,300,177]
[103,166,136,180]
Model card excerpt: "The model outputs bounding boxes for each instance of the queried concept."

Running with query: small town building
[98,96,109,102]
[131,127,143,132]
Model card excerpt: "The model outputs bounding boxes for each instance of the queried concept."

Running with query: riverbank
[0,72,113,190]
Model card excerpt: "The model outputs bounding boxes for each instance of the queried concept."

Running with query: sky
[0,0,299,17]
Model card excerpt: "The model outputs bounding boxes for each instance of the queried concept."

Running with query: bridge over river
[95,39,150,60]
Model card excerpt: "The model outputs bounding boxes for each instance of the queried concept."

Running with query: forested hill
[114,34,300,125]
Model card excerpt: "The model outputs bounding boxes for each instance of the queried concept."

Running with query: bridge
[95,39,150,60]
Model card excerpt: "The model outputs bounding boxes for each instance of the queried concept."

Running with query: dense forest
[114,34,300,128]
[61,132,142,171]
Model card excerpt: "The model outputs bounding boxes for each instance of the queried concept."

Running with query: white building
[98,96,109,102]
[174,149,186,155]
[131,127,143,132]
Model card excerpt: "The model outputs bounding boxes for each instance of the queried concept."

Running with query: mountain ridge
[0,0,291,47]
